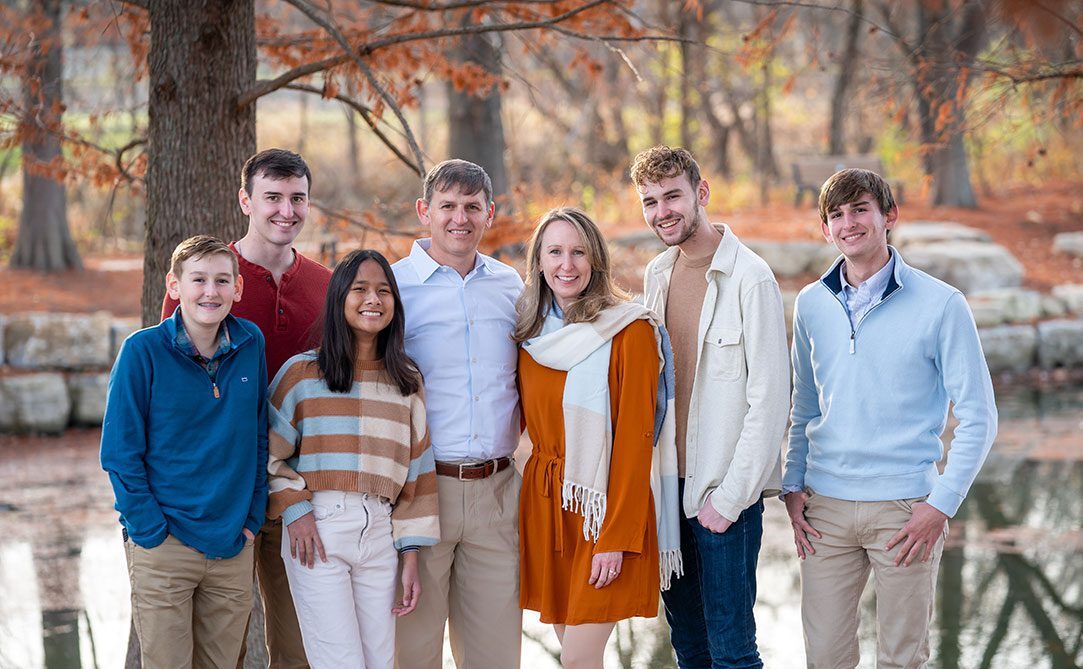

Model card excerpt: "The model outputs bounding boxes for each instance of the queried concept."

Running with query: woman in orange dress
[513,207,681,668]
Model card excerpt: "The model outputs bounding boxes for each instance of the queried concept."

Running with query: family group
[100,145,997,669]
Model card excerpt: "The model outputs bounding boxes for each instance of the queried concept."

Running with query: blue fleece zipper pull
[849,331,855,354]
[213,383,220,399]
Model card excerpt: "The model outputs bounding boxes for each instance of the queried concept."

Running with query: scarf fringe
[659,549,684,591]
[562,481,607,542]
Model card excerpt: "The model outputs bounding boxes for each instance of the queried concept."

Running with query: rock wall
[1,313,139,433]
[3,288,1083,433]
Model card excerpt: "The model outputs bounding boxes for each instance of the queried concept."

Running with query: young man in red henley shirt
[163,148,330,669]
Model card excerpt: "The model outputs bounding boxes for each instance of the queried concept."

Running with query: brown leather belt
[435,457,512,481]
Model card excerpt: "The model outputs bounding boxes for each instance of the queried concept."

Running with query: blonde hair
[169,235,238,278]
[513,207,629,342]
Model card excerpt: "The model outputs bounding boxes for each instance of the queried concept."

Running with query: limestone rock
[968,299,1006,328]
[781,290,799,336]
[892,222,992,249]
[111,318,142,362]
[1051,284,1083,315]
[0,373,71,433]
[902,242,1024,294]
[978,325,1037,375]
[967,289,1041,326]
[1041,294,1068,319]
[1053,232,1083,258]
[4,312,112,369]
[744,240,828,278]
[1036,319,1083,369]
[68,373,110,425]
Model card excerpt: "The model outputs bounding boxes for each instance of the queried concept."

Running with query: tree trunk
[828,0,863,154]
[447,32,509,205]
[678,11,693,151]
[911,0,986,207]
[10,0,82,272]
[345,104,363,198]
[141,0,257,326]
[931,128,977,207]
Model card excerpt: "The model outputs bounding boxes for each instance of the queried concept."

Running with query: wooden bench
[791,154,904,207]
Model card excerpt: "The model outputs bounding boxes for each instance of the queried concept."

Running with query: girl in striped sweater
[267,249,438,669]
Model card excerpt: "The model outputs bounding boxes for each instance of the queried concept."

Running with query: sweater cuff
[927,482,964,518]
[282,500,314,526]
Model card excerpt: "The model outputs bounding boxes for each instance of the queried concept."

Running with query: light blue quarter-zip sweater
[783,248,997,517]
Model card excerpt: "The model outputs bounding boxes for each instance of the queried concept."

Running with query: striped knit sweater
[267,351,439,550]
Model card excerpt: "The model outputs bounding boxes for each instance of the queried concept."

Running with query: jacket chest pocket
[703,326,744,381]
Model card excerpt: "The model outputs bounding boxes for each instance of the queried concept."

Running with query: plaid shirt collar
[174,315,232,372]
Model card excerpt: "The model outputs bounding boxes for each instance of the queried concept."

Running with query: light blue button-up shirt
[392,239,524,462]
[840,254,895,330]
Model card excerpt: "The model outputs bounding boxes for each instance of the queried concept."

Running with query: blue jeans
[661,479,764,669]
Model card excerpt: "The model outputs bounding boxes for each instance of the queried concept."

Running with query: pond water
[0,383,1080,669]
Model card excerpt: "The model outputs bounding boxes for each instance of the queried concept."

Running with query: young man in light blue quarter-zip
[783,168,998,669]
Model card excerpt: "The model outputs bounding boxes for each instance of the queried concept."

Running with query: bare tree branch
[976,60,1083,83]
[115,0,148,10]
[239,0,615,106]
[282,0,427,176]
[115,137,146,183]
[729,0,899,38]
[368,0,562,9]
[1033,0,1083,38]
[310,200,416,237]
[282,82,423,174]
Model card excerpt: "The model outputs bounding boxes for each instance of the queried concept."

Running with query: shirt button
[469,319,474,325]
[473,395,479,401]
[471,357,477,363]
[278,308,284,314]
[472,434,478,439]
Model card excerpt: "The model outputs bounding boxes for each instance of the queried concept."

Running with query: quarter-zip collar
[821,245,903,301]
[819,246,907,354]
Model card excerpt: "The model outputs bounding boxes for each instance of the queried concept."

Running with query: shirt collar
[840,252,895,298]
[408,238,490,282]
[175,315,232,360]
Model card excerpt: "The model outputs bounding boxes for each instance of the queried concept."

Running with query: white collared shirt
[840,254,895,330]
[392,239,524,461]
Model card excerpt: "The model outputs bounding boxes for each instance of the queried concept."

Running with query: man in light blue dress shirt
[392,159,524,669]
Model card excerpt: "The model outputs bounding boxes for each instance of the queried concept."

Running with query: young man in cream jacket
[634,146,790,669]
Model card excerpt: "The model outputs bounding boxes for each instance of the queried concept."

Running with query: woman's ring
[608,569,618,576]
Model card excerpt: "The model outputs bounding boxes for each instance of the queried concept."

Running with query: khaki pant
[125,534,254,669]
[395,465,523,669]
[252,517,310,669]
[800,492,946,669]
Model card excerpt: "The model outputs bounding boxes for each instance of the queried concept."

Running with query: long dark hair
[316,249,421,396]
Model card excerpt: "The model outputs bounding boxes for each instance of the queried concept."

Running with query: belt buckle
[458,462,473,481]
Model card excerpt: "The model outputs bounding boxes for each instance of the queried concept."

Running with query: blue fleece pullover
[783,248,997,517]
[100,309,269,558]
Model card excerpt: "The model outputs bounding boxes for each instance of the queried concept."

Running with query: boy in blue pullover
[783,169,997,668]
[101,235,269,669]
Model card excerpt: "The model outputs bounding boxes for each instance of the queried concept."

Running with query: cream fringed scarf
[522,300,682,590]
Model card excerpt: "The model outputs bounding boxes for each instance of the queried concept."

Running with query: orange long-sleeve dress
[518,319,660,625]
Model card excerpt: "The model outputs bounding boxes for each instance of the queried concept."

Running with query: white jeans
[282,491,398,669]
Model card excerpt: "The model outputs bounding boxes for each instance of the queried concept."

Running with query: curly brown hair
[629,145,702,191]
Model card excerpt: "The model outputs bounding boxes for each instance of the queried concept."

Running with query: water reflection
[0,385,1080,669]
